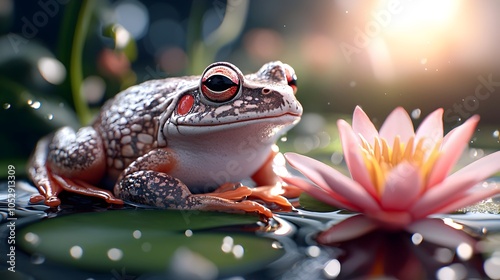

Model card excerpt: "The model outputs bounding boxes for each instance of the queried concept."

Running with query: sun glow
[361,0,467,80]
[382,0,462,31]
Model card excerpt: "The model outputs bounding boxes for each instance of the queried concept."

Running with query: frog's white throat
[163,115,298,190]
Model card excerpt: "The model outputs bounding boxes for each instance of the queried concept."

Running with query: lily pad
[18,209,284,276]
[299,192,339,212]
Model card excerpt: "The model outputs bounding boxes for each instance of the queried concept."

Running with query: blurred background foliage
[0,0,499,177]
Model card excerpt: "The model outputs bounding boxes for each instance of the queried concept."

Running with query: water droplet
[306,245,321,257]
[271,241,283,249]
[3,103,11,109]
[493,130,499,138]
[323,259,341,279]
[141,242,152,252]
[29,101,41,109]
[47,114,54,120]
[82,76,106,104]
[221,236,233,253]
[436,264,467,280]
[411,108,422,119]
[232,244,244,259]
[38,57,66,85]
[456,243,473,260]
[280,136,288,142]
[24,232,40,245]
[330,152,343,165]
[484,256,500,279]
[132,230,142,239]
[31,253,45,265]
[70,245,83,259]
[411,233,423,245]
[107,248,123,261]
[469,148,484,158]
[434,248,453,263]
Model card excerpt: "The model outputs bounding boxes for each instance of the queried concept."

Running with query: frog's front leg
[114,149,273,220]
[28,126,123,207]
[249,145,302,209]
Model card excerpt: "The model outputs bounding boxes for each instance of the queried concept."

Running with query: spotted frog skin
[28,61,302,219]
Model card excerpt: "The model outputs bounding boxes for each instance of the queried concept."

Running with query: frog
[28,61,302,220]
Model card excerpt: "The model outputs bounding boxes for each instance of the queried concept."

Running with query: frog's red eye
[284,65,298,95]
[201,64,241,103]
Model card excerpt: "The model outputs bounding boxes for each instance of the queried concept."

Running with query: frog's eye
[201,64,241,103]
[284,65,298,95]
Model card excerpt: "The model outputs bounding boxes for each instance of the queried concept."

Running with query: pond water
[1,178,500,279]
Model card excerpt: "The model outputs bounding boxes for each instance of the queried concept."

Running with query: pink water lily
[283,106,500,245]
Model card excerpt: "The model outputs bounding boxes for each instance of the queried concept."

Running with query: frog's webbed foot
[247,184,296,212]
[116,171,273,221]
[28,127,123,207]
[29,164,123,207]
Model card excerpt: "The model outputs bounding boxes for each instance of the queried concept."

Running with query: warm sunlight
[383,0,462,31]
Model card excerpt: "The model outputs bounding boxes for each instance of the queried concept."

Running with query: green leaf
[18,210,284,276]
[299,192,339,212]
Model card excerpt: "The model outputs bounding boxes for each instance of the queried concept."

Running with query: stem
[70,0,95,125]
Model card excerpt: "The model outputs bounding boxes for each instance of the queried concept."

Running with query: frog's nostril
[262,88,272,95]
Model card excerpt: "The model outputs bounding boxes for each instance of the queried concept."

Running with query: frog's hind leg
[28,126,123,207]
[117,170,272,220]
[28,135,63,207]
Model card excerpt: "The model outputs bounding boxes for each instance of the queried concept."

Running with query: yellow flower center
[358,135,441,194]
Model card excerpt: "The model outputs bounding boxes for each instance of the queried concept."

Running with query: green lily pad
[18,209,284,276]
[299,192,339,212]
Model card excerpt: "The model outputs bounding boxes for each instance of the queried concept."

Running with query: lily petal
[379,107,414,144]
[380,162,422,211]
[431,181,500,215]
[406,218,476,249]
[368,210,413,229]
[317,215,378,244]
[426,115,479,187]
[415,108,444,146]
[285,153,380,212]
[411,151,500,219]
[352,106,379,146]
[338,120,378,198]
[281,175,361,211]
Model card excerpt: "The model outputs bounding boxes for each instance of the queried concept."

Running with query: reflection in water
[280,226,487,279]
[278,209,500,279]
[1,180,500,279]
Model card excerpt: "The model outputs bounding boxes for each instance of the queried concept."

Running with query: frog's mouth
[176,112,301,128]
[168,112,301,136]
